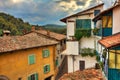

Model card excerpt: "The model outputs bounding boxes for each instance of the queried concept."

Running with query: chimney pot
[3,30,11,37]
[47,30,50,36]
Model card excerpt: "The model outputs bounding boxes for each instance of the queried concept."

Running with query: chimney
[47,30,50,36]
[3,30,11,37]
[31,26,35,31]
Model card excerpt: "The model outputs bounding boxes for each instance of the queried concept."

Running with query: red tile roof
[60,3,104,23]
[0,32,58,53]
[30,29,66,41]
[99,32,120,48]
[59,68,105,80]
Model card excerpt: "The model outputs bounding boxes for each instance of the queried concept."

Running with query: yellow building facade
[0,45,57,80]
[0,32,59,80]
[109,50,120,69]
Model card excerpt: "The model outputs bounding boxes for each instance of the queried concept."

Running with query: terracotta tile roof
[59,68,106,80]
[0,32,58,53]
[99,32,120,48]
[93,4,120,21]
[34,29,66,41]
[60,3,104,23]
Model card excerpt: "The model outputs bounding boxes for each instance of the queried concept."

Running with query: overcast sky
[0,0,116,25]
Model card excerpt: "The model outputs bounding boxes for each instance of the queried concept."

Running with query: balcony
[61,41,79,55]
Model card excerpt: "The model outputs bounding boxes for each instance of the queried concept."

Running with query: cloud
[56,0,102,15]
[0,0,115,25]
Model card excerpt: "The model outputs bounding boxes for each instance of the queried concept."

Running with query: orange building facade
[0,32,58,80]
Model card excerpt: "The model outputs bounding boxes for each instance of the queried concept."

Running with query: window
[44,65,50,73]
[94,10,100,16]
[28,73,38,80]
[42,49,50,58]
[76,19,91,29]
[28,54,35,65]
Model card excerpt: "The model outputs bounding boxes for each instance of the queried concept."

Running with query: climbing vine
[75,28,91,40]
[93,28,100,35]
[80,48,96,57]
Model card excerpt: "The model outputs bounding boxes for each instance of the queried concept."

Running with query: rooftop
[27,29,66,41]
[59,68,105,80]
[0,32,58,53]
[99,32,120,49]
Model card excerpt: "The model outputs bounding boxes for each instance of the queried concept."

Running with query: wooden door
[79,61,85,71]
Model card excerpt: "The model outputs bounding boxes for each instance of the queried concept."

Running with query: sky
[0,0,116,25]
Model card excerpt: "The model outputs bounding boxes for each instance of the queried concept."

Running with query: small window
[28,73,38,80]
[94,10,100,16]
[44,65,50,73]
[28,54,35,65]
[42,49,50,58]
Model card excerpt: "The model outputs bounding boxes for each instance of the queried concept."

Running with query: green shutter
[44,65,50,74]
[28,76,31,80]
[48,65,50,72]
[35,73,38,80]
[56,59,58,66]
[29,55,35,65]
[44,66,46,73]
[76,19,91,29]
[47,50,50,57]
[42,49,50,58]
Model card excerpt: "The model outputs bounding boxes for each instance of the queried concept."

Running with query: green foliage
[44,27,66,35]
[80,48,96,57]
[75,28,91,40]
[93,28,100,35]
[102,49,107,59]
[96,55,100,62]
[0,12,31,36]
[0,29,3,36]
[99,61,104,70]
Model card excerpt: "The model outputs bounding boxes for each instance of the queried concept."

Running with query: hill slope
[0,12,31,36]
[43,24,66,34]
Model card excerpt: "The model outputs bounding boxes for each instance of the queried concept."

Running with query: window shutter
[48,65,50,72]
[42,49,50,58]
[35,73,38,80]
[44,66,46,73]
[29,55,35,65]
[56,59,58,66]
[76,19,91,29]
[47,50,50,57]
